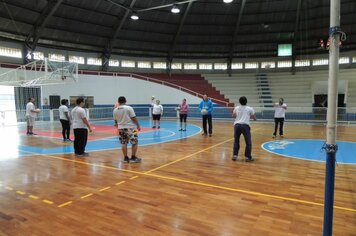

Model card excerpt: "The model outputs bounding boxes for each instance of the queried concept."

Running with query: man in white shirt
[273,98,287,138]
[232,96,257,162]
[151,98,163,129]
[71,97,92,157]
[114,96,141,163]
[25,97,40,135]
[59,99,72,142]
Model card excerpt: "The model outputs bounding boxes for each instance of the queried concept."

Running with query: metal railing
[1,107,356,126]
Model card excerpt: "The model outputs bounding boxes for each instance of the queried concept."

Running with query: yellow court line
[5,186,13,191]
[145,138,234,174]
[99,186,111,192]
[58,201,73,208]
[144,172,356,213]
[16,191,25,195]
[80,193,94,199]
[115,181,126,185]
[17,130,356,213]
[42,200,54,205]
[29,195,39,200]
[129,176,139,180]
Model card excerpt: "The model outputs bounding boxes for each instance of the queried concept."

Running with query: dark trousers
[233,124,252,158]
[202,114,212,134]
[60,119,70,139]
[73,128,88,155]
[273,118,285,135]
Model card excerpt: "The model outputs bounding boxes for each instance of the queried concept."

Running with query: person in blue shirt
[199,94,213,136]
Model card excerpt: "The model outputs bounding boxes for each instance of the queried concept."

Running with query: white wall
[41,74,202,105]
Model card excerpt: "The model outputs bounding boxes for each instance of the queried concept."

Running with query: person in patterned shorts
[113,96,141,163]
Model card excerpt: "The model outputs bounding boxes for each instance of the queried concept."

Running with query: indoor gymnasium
[0,0,355,235]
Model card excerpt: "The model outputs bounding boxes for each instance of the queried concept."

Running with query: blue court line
[262,139,356,164]
[17,121,202,156]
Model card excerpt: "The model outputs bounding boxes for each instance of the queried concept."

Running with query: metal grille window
[48,53,65,62]
[69,56,85,64]
[339,57,350,64]
[231,63,243,69]
[0,46,22,58]
[87,57,102,66]
[295,60,310,67]
[261,62,275,69]
[184,63,197,70]
[137,61,151,68]
[109,59,119,67]
[153,62,167,69]
[121,60,135,68]
[277,61,292,68]
[245,62,258,69]
[171,63,182,69]
[312,58,328,66]
[214,63,227,70]
[199,63,213,70]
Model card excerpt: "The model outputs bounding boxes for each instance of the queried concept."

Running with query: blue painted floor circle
[18,120,201,156]
[262,139,356,164]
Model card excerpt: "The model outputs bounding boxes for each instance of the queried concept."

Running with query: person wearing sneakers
[25,97,40,135]
[232,96,256,162]
[199,94,213,136]
[178,98,189,131]
[114,96,141,163]
[273,98,287,138]
[59,99,72,142]
[71,97,93,157]
[151,98,163,129]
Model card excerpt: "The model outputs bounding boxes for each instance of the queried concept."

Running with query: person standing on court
[25,97,40,135]
[71,97,92,157]
[273,98,287,138]
[151,98,163,129]
[199,94,213,136]
[232,96,256,162]
[114,96,141,163]
[178,98,189,131]
[59,99,72,142]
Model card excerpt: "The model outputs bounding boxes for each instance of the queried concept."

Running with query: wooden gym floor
[0,120,355,236]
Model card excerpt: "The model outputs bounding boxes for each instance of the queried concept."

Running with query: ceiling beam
[102,0,137,71]
[291,0,302,74]
[25,0,64,58]
[167,1,193,75]
[227,0,246,76]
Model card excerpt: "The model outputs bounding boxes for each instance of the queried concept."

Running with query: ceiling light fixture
[130,13,139,20]
[223,0,233,3]
[171,5,180,14]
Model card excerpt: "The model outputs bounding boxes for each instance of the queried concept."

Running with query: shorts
[152,114,161,121]
[26,115,35,126]
[119,128,138,145]
[179,114,187,122]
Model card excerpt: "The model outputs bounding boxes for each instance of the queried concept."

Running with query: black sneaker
[179,129,183,131]
[183,129,186,131]
[152,126,156,128]
[232,155,238,161]
[123,156,130,163]
[130,156,142,163]
[158,126,160,129]
[245,157,254,162]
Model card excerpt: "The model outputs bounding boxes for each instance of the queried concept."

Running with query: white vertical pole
[323,0,340,235]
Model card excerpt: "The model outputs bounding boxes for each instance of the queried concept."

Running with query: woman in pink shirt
[178,98,189,131]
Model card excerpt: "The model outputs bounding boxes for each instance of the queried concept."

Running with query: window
[295,60,310,67]
[69,55,85,64]
[214,63,227,70]
[277,61,292,68]
[261,62,275,69]
[137,61,151,68]
[0,46,22,58]
[153,62,167,69]
[339,57,350,64]
[184,63,197,70]
[109,59,119,67]
[48,53,65,62]
[171,63,182,70]
[352,57,356,63]
[87,57,102,66]
[312,58,328,66]
[278,44,292,56]
[245,62,258,69]
[199,63,213,70]
[33,52,44,60]
[231,63,243,69]
[121,60,135,68]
